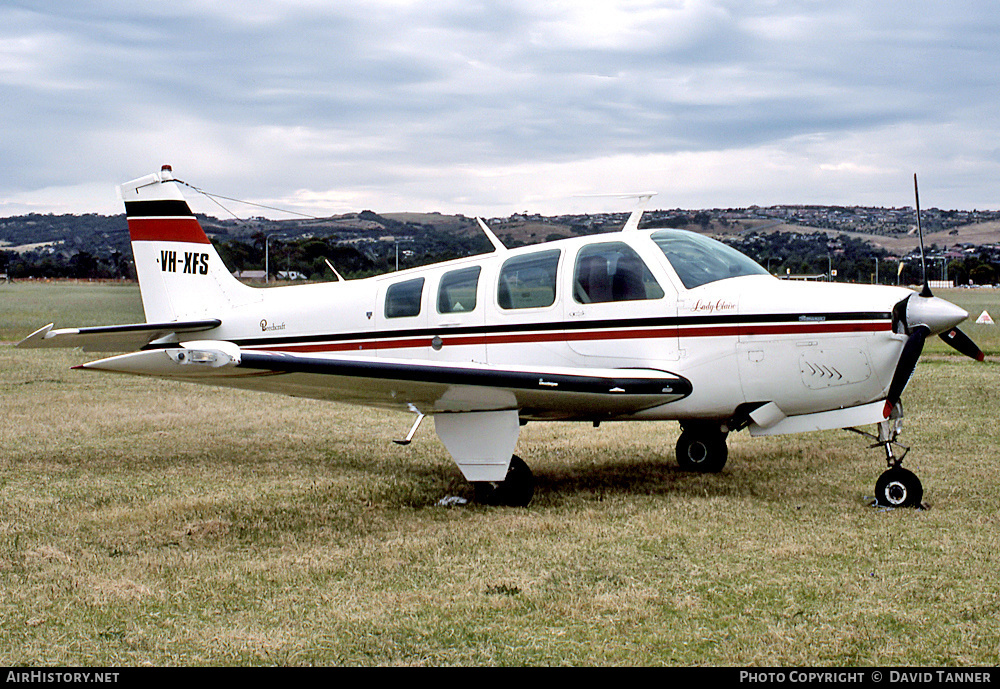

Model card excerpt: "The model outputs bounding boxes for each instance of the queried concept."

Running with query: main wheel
[473,455,535,507]
[676,428,728,473]
[874,466,923,508]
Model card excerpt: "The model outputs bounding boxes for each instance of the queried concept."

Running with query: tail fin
[118,166,260,323]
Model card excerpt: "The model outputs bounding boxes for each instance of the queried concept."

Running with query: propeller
[913,173,932,298]
[883,325,928,418]
[882,175,986,417]
[939,326,985,361]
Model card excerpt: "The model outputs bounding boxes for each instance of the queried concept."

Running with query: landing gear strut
[676,422,729,473]
[473,455,535,507]
[851,404,924,508]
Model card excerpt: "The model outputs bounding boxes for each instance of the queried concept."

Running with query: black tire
[874,466,923,508]
[676,429,728,473]
[473,455,535,507]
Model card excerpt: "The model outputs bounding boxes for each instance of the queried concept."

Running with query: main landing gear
[675,422,729,473]
[473,455,535,507]
[851,404,924,508]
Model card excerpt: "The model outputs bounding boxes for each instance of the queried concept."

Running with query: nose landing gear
[849,403,924,508]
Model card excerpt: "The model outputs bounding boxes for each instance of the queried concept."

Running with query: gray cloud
[2,0,999,216]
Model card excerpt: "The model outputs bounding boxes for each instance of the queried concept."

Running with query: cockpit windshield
[650,229,769,289]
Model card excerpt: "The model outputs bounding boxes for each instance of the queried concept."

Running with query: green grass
[921,288,1000,357]
[0,281,145,343]
[2,282,1000,666]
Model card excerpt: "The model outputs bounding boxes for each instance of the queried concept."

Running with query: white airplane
[19,167,987,508]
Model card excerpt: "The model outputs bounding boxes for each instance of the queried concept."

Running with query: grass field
[2,281,999,666]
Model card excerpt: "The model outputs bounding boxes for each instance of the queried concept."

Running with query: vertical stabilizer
[119,166,260,323]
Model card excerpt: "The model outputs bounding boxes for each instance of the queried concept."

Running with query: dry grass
[2,282,1000,666]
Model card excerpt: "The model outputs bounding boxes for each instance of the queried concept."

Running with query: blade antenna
[622,192,656,232]
[323,258,345,282]
[914,174,932,297]
[477,218,507,253]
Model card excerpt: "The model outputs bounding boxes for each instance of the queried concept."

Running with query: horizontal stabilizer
[17,319,221,352]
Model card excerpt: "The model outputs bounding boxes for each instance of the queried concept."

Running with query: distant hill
[3,206,1000,284]
[710,218,1000,256]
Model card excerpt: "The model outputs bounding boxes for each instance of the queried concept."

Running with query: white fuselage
[192,230,911,423]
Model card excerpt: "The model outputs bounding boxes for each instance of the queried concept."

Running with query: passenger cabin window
[498,250,560,310]
[574,242,664,303]
[438,266,481,313]
[651,229,769,289]
[384,277,424,318]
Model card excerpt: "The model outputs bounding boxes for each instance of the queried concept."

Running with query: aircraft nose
[903,293,968,335]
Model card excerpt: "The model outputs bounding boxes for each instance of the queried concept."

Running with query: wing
[17,320,222,352]
[72,341,692,420]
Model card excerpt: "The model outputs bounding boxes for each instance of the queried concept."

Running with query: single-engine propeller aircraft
[19,167,988,507]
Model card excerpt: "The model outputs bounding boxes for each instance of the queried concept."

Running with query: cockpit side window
[573,242,664,303]
[497,249,560,310]
[438,266,481,313]
[651,230,768,289]
[385,277,424,318]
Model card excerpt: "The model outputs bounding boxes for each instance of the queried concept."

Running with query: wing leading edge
[74,342,692,419]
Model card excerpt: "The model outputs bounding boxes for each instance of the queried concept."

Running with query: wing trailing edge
[17,319,222,352]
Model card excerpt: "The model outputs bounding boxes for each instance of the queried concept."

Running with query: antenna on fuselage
[476,217,507,252]
[323,258,345,282]
[622,192,657,232]
[568,192,657,232]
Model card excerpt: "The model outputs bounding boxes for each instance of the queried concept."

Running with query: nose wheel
[874,465,923,508]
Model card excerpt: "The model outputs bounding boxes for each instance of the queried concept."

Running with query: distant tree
[971,264,995,285]
[947,259,968,285]
[69,251,98,279]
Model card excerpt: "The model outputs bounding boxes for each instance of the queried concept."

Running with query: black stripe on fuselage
[229,311,892,349]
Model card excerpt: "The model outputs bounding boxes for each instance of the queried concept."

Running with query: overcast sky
[2,0,999,219]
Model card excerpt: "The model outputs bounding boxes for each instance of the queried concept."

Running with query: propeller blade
[914,174,932,297]
[884,325,929,418]
[939,327,986,361]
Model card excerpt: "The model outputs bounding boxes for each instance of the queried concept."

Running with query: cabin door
[564,240,679,363]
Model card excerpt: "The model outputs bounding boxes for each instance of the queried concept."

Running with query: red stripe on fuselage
[127,218,211,244]
[241,319,891,354]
